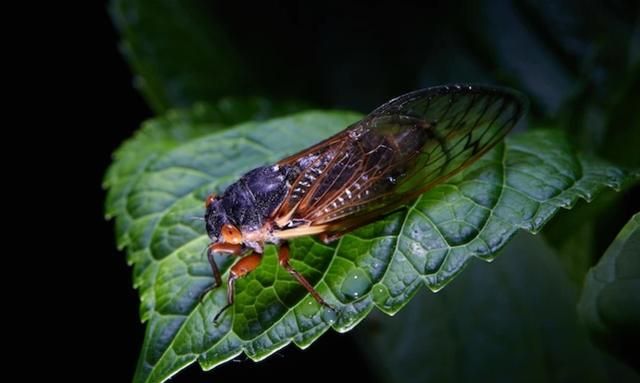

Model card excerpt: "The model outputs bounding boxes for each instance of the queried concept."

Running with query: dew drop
[340,269,372,300]
[520,222,533,231]
[298,298,318,316]
[373,285,389,302]
[321,307,337,324]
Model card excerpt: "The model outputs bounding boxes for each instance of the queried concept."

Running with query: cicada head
[205,195,244,245]
[204,195,226,241]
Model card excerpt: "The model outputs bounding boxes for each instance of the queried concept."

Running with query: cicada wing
[273,84,527,239]
[272,129,356,225]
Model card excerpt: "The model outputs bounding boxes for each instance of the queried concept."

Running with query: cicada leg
[200,243,243,303]
[277,243,335,311]
[213,252,263,322]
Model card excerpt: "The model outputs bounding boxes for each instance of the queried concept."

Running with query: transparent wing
[273,84,527,238]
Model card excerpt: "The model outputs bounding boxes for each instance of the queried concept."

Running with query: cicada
[204,84,527,320]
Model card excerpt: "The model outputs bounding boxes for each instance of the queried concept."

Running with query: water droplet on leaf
[321,307,337,324]
[341,269,372,300]
[373,285,389,302]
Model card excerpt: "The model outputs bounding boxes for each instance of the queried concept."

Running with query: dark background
[83,1,638,382]
[87,8,154,383]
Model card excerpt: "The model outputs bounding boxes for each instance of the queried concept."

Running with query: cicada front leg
[200,243,243,303]
[213,252,263,322]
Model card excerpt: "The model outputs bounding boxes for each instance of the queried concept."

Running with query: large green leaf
[354,232,639,383]
[578,212,640,370]
[105,109,638,383]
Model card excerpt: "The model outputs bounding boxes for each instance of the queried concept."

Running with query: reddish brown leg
[200,243,243,303]
[278,243,334,311]
[213,252,263,322]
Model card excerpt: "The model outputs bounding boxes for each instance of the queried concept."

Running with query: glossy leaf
[578,213,640,369]
[104,108,638,383]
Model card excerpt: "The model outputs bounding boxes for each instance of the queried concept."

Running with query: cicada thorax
[205,164,296,246]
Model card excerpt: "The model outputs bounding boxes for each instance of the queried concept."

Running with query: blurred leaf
[482,1,638,118]
[355,232,639,383]
[110,0,250,112]
[578,212,640,370]
[543,186,637,284]
[599,71,640,168]
[479,0,575,115]
[104,105,637,383]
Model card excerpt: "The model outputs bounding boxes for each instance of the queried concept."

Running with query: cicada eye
[205,193,217,208]
[221,224,243,245]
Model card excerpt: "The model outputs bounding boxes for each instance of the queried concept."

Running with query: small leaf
[578,212,640,370]
[105,107,638,383]
[355,232,640,383]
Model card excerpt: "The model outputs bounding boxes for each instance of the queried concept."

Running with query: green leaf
[104,108,638,383]
[578,213,640,370]
[110,0,250,112]
[354,232,639,383]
